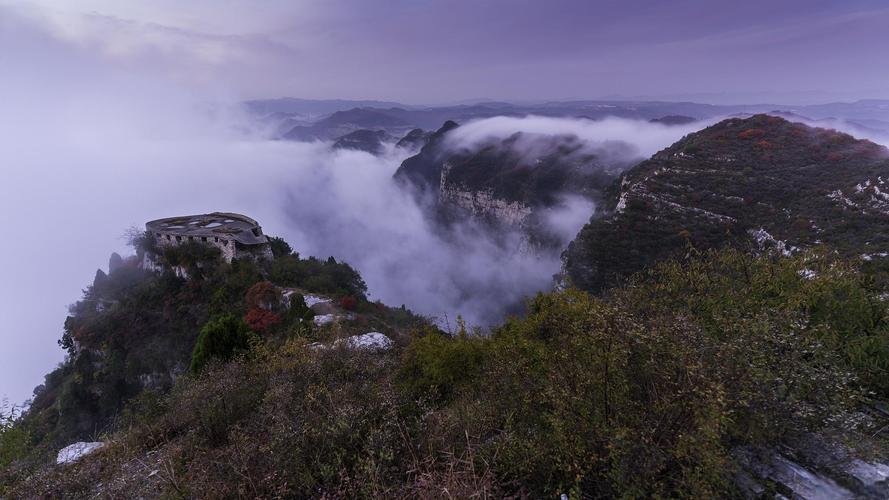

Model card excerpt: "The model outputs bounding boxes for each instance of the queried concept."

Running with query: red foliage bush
[244,307,282,333]
[755,140,772,149]
[339,295,358,311]
[245,281,281,310]
[738,128,766,140]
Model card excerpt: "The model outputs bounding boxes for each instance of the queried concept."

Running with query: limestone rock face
[308,332,393,352]
[395,120,618,254]
[57,441,105,465]
[338,332,393,351]
[440,163,532,226]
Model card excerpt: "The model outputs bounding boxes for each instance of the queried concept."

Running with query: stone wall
[152,232,271,263]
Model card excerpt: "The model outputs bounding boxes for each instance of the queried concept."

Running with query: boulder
[336,332,393,351]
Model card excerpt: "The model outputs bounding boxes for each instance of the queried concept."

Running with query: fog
[2,6,838,408]
[445,115,711,161]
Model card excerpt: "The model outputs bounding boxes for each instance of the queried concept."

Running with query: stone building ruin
[146,212,274,263]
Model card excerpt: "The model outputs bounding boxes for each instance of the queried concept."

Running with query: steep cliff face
[395,120,622,239]
[438,162,533,226]
[563,114,889,292]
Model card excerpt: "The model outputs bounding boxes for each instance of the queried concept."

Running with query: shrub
[267,236,293,258]
[399,328,487,402]
[738,128,766,139]
[0,402,28,469]
[339,295,358,311]
[244,308,282,333]
[190,315,254,373]
[245,280,280,310]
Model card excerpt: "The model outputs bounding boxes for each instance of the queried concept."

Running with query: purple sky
[6,0,889,104]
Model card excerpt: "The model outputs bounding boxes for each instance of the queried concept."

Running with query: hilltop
[8,232,426,457]
[563,114,889,291]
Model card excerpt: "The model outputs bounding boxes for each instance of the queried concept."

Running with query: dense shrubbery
[7,234,375,456]
[6,249,886,498]
[269,254,367,298]
[398,325,487,402]
[620,248,889,398]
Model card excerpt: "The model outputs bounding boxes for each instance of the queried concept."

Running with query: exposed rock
[439,162,533,226]
[309,332,393,352]
[92,269,107,288]
[57,441,105,465]
[847,460,889,488]
[108,252,124,274]
[303,294,330,307]
[313,313,336,326]
[395,120,619,250]
[337,332,393,351]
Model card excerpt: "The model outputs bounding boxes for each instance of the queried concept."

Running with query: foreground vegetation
[3,244,888,497]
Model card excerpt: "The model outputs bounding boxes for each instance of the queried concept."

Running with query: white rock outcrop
[337,332,393,351]
[57,441,105,465]
[308,332,393,352]
[313,314,336,326]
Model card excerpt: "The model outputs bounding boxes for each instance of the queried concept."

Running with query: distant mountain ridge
[253,98,889,144]
[245,98,409,117]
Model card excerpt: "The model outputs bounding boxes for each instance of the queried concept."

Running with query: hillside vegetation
[1,235,423,467]
[3,247,889,497]
[564,114,889,292]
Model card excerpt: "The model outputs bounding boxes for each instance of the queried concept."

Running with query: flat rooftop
[146,212,268,245]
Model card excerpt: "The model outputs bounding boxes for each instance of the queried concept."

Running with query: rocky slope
[563,114,889,291]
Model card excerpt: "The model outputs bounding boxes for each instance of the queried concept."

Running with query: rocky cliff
[395,120,622,240]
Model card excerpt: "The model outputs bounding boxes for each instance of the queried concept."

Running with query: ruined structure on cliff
[146,212,273,263]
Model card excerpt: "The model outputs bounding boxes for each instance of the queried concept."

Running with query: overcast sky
[5,0,889,104]
[2,0,889,406]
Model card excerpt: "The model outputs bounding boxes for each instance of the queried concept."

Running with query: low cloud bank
[445,115,714,165]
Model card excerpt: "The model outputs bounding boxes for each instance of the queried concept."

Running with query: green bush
[619,248,889,397]
[0,402,28,470]
[398,326,488,402]
[190,314,255,373]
